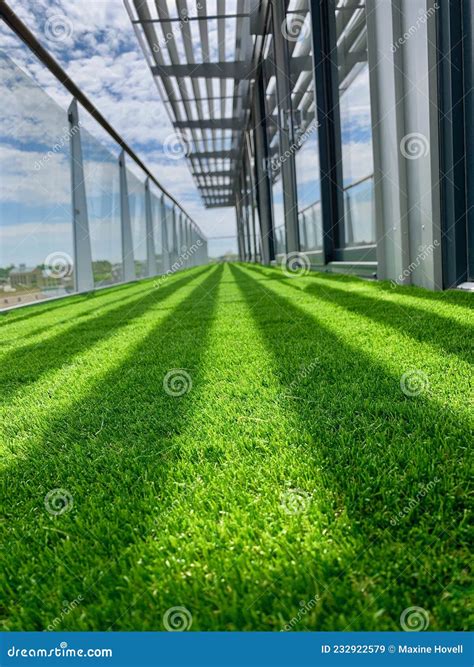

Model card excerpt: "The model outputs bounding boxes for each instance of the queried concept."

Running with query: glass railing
[298,200,323,253]
[342,174,376,247]
[0,15,207,311]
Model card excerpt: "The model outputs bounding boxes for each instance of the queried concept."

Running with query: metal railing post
[160,195,170,273]
[119,150,136,282]
[68,99,94,292]
[145,178,157,277]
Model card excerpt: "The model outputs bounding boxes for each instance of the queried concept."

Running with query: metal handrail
[298,173,374,216]
[343,173,374,192]
[0,0,205,239]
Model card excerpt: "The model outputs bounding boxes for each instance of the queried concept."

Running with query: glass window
[0,50,74,309]
[288,0,323,253]
[266,96,286,255]
[263,30,286,257]
[335,0,375,246]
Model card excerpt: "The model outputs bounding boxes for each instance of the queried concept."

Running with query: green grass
[0,262,472,631]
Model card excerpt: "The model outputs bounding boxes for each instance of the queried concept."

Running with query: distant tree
[0,264,14,279]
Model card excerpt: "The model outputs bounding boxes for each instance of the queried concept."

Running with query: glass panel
[335,0,375,246]
[126,169,147,278]
[150,190,163,274]
[343,176,375,245]
[165,201,176,263]
[288,0,322,253]
[0,50,74,309]
[81,125,122,287]
[299,202,323,252]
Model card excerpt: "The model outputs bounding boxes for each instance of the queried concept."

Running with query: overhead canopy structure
[125,0,260,208]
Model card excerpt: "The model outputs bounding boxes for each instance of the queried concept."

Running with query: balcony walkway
[1,264,472,631]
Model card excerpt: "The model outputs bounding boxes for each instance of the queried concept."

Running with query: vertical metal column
[68,99,94,292]
[242,162,252,261]
[245,137,259,262]
[308,0,344,264]
[271,0,300,253]
[145,178,157,277]
[253,78,275,264]
[119,150,136,282]
[235,187,245,261]
[181,214,188,268]
[187,219,193,267]
[160,195,170,273]
[366,0,442,288]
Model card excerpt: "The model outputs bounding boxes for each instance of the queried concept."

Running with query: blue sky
[0,0,238,262]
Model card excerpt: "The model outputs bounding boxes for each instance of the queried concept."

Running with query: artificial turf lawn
[0,262,472,631]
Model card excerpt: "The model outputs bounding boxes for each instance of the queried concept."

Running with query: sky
[0,0,238,262]
[0,0,375,267]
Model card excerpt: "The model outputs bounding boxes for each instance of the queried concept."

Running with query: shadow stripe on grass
[231,264,471,631]
[0,266,210,405]
[0,266,223,630]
